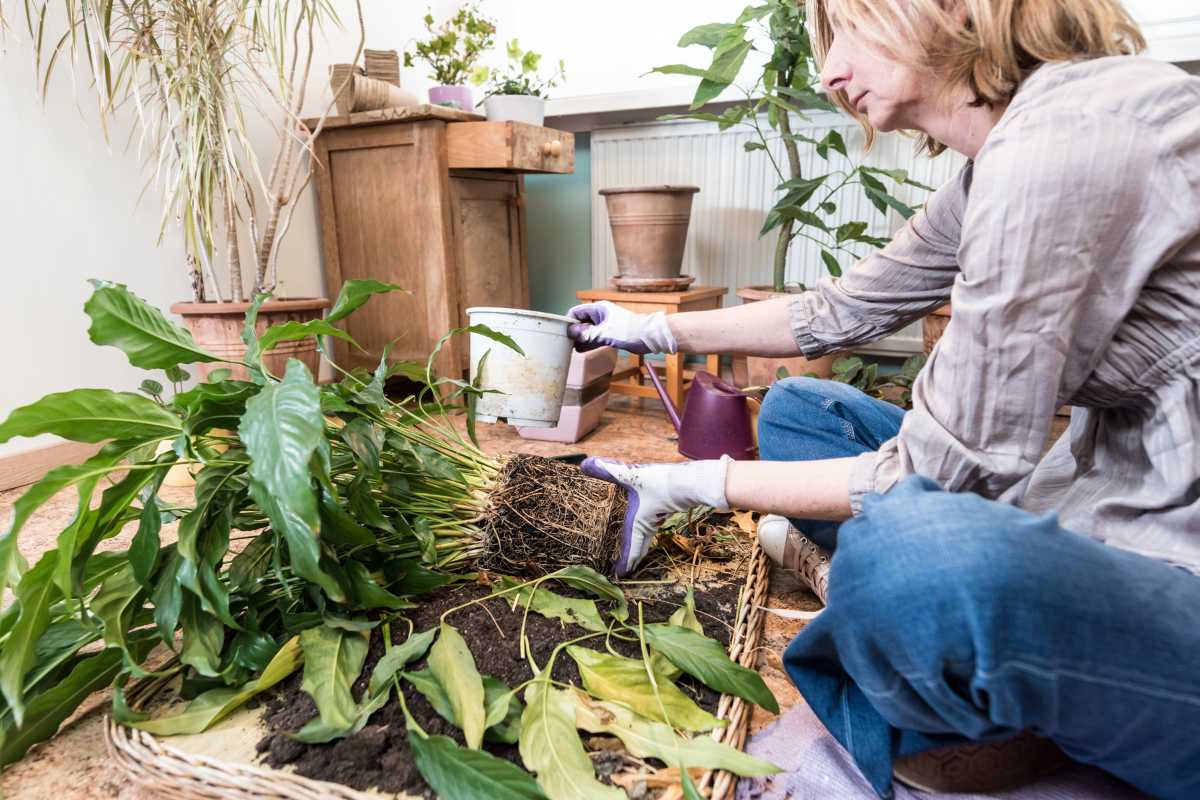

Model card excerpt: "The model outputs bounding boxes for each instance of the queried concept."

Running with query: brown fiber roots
[478,454,627,577]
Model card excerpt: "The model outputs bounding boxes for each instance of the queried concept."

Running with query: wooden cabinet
[306,105,573,375]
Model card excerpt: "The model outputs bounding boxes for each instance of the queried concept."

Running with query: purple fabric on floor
[736,703,1150,800]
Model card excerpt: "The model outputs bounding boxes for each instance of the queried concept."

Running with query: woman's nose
[819,34,852,94]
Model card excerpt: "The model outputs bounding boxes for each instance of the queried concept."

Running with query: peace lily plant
[0,281,779,797]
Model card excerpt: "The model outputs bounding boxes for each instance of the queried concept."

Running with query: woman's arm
[724,457,854,520]
[668,297,801,356]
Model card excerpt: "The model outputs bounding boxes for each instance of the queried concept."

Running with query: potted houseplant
[17,0,367,381]
[404,2,496,111]
[653,0,932,383]
[481,39,565,125]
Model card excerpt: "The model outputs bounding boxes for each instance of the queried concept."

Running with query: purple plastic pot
[644,365,756,460]
[428,85,475,111]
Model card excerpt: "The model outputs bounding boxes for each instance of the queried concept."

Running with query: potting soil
[256,579,741,797]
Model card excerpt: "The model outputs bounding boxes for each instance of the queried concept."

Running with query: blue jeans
[758,377,1200,800]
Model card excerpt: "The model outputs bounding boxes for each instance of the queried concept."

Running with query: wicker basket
[106,545,772,800]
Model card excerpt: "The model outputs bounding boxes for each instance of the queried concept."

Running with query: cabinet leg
[705,353,720,378]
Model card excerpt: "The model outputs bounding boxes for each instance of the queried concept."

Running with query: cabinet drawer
[446,121,574,173]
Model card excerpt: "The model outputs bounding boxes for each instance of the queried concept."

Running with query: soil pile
[257,580,739,796]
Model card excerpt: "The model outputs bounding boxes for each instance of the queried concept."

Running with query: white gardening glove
[582,456,731,576]
[566,301,678,355]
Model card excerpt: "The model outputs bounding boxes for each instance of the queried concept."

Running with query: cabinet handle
[540,140,562,158]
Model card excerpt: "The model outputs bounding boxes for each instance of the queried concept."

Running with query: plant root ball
[478,454,626,577]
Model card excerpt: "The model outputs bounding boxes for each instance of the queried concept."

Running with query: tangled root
[478,454,626,576]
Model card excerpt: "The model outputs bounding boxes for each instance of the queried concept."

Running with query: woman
[568,1,1200,798]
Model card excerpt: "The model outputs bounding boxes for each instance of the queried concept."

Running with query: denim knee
[828,476,1034,652]
[760,377,860,460]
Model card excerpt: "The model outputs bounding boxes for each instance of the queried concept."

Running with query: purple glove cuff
[581,457,641,577]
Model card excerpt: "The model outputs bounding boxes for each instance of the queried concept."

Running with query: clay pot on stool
[600,185,699,292]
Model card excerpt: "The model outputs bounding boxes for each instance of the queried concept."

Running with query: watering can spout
[642,363,683,434]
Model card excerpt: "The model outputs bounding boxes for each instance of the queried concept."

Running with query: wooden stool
[575,286,725,410]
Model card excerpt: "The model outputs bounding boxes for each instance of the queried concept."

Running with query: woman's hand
[581,456,730,576]
[566,301,678,354]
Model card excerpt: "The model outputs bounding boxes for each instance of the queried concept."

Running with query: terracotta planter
[171,298,331,382]
[600,185,700,281]
[922,304,952,354]
[734,286,847,385]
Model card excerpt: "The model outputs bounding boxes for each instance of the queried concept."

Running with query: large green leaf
[240,360,344,601]
[298,625,368,733]
[404,668,457,722]
[483,676,523,745]
[0,389,181,444]
[90,564,145,665]
[291,687,390,744]
[653,586,703,680]
[326,279,408,322]
[172,380,259,436]
[412,732,548,800]
[0,440,143,601]
[85,282,219,369]
[641,624,779,712]
[0,552,62,725]
[429,622,486,749]
[254,320,359,366]
[0,649,124,765]
[566,647,725,732]
[134,636,301,736]
[519,677,623,800]
[571,690,780,777]
[677,22,740,49]
[179,593,224,677]
[369,628,436,696]
[548,566,628,621]
[495,577,606,633]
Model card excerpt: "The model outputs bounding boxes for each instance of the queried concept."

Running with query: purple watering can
[643,364,757,461]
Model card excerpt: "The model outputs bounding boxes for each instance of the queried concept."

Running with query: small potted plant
[404,3,497,111]
[481,39,565,126]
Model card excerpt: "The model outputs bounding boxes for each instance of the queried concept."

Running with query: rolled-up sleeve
[847,108,1163,513]
[789,164,969,358]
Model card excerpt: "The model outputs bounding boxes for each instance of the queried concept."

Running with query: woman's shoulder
[1006,56,1199,134]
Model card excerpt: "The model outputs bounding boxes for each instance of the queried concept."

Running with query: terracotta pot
[922,303,952,354]
[171,298,331,382]
[734,286,848,385]
[600,185,700,281]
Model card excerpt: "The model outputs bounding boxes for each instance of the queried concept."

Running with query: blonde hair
[806,0,1146,154]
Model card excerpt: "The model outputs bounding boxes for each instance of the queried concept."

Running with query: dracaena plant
[403,2,497,88]
[6,0,365,303]
[652,0,933,293]
[483,39,565,99]
[0,281,784,795]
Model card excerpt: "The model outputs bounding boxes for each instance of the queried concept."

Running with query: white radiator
[590,112,967,356]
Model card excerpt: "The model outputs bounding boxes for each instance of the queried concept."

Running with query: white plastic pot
[483,94,545,126]
[466,307,574,427]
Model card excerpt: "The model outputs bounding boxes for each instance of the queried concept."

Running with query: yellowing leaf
[571,690,780,777]
[566,647,725,732]
[429,622,486,748]
[135,637,301,736]
[299,625,368,731]
[495,577,606,632]
[519,676,623,800]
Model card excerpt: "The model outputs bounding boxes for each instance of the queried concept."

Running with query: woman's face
[818,20,931,133]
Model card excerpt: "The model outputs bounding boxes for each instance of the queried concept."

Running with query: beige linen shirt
[789,56,1200,573]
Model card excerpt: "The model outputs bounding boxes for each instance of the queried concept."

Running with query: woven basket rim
[107,544,772,800]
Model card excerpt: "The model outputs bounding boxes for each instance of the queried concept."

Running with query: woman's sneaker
[756,515,831,604]
[893,731,1071,793]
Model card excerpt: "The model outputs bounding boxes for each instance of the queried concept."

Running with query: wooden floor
[0,395,817,799]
